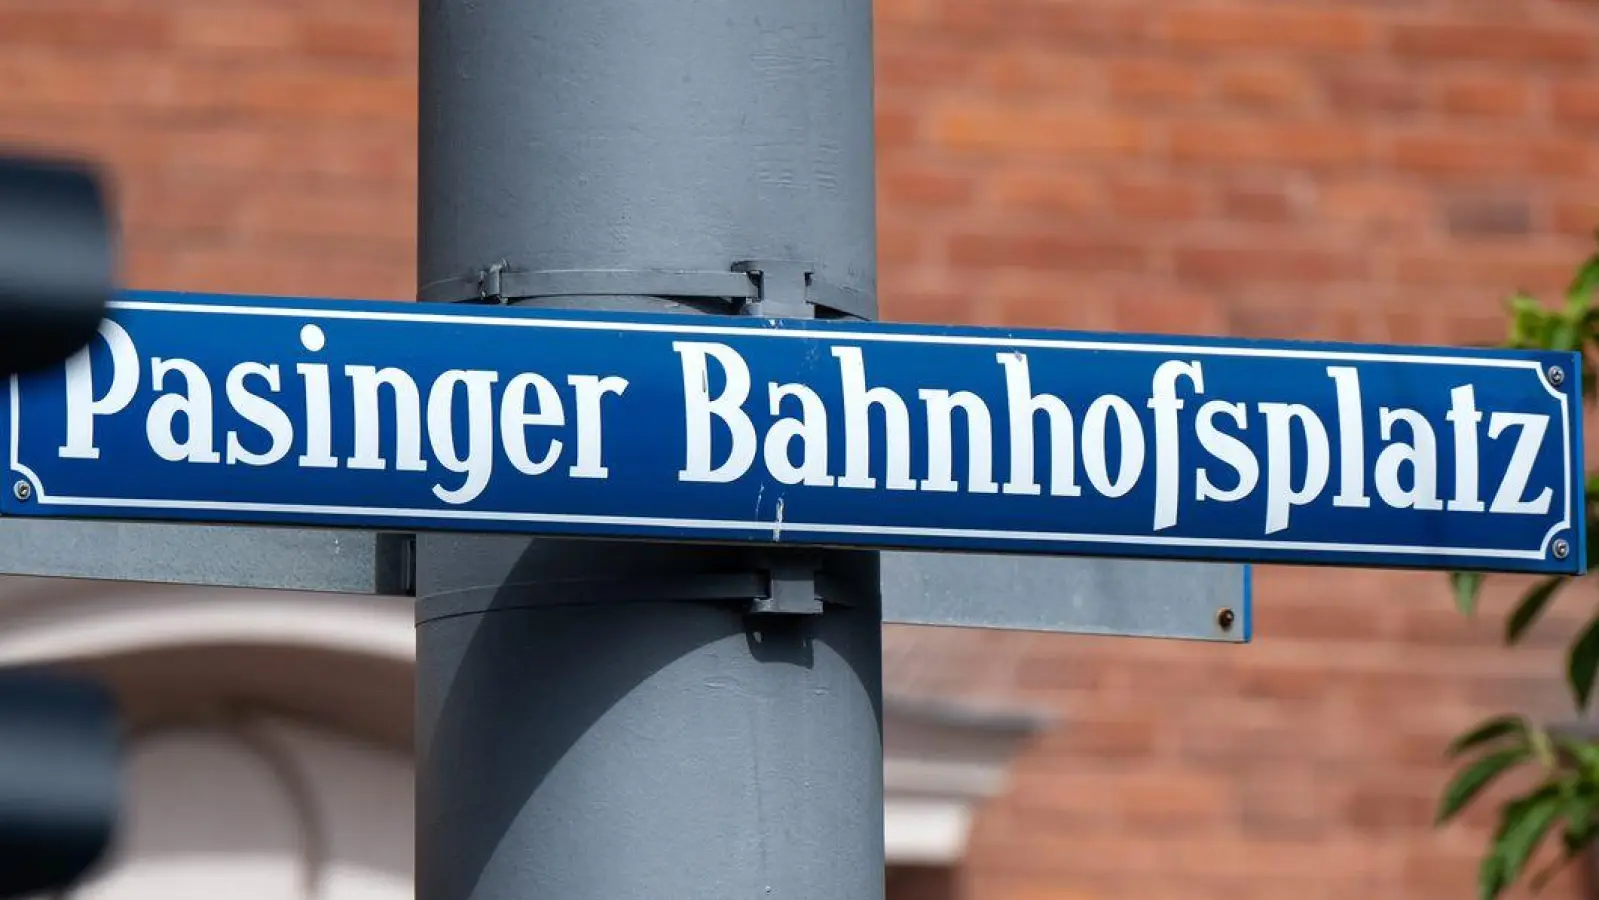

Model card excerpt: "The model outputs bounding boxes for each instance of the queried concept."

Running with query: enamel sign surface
[2,291,1584,574]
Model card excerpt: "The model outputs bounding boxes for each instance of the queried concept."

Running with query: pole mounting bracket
[748,561,829,616]
[731,259,870,321]
[731,260,812,319]
[414,563,841,623]
[417,260,871,321]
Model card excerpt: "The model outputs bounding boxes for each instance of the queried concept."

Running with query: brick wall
[874,1,1599,898]
[0,0,418,302]
[2,1,1596,899]
[876,0,1599,346]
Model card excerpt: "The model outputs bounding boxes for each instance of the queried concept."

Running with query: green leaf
[1530,786,1593,896]
[1551,317,1581,352]
[1449,716,1529,759]
[1555,737,1599,777]
[1507,578,1567,644]
[1531,727,1557,770]
[1509,294,1548,348]
[1439,746,1534,825]
[1562,786,1599,847]
[1454,571,1486,616]
[1568,255,1599,307]
[1569,616,1599,711]
[1479,788,1562,900]
[1481,850,1507,900]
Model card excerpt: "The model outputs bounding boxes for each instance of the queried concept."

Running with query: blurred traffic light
[0,152,121,897]
[0,671,121,898]
[0,153,113,378]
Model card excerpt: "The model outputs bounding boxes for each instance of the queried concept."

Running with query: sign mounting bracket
[414,260,873,320]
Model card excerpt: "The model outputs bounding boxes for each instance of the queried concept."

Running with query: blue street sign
[1,291,1585,575]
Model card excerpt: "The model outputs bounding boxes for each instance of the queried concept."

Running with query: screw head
[1555,538,1571,560]
[1217,608,1236,631]
[1549,365,1567,387]
[12,480,31,502]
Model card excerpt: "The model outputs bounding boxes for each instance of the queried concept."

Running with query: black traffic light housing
[0,154,113,378]
[0,152,121,898]
[0,671,121,898]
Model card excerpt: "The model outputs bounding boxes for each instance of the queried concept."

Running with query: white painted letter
[996,352,1080,497]
[1259,402,1330,534]
[1373,407,1443,511]
[501,373,564,477]
[1149,360,1203,530]
[766,382,833,487]
[59,320,139,460]
[146,358,221,464]
[1487,412,1554,515]
[1081,395,1144,498]
[675,342,756,484]
[296,325,337,469]
[225,363,292,466]
[1445,385,1485,512]
[1326,366,1371,509]
[346,366,426,472]
[427,370,499,504]
[920,389,998,494]
[832,346,915,491]
[1195,400,1257,503]
[568,374,629,479]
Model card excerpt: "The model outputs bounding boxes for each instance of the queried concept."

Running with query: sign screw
[1216,608,1236,632]
[1549,365,1567,387]
[1555,538,1571,560]
[11,480,30,502]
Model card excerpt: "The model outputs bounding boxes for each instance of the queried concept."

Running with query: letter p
[58,319,139,460]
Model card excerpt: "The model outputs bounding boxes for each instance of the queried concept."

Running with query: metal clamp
[419,263,756,306]
[748,563,826,616]
[417,261,872,321]
[415,565,839,623]
[731,259,871,321]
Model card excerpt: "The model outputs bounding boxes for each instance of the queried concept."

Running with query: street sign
[2,290,1584,575]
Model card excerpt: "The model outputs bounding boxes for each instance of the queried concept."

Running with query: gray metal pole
[413,1,884,898]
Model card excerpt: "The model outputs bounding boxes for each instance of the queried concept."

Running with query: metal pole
[414,1,883,898]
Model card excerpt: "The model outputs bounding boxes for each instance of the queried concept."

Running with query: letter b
[675,342,757,484]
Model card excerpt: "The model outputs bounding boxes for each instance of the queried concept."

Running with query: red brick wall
[3,1,1596,899]
[874,1,1599,898]
[0,0,418,302]
[876,0,1599,343]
